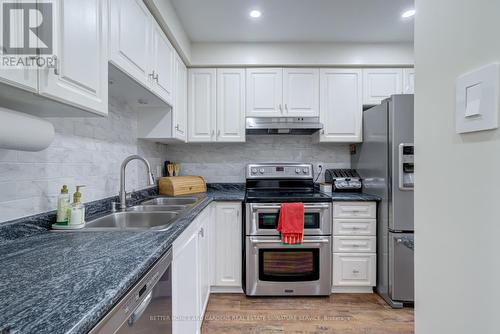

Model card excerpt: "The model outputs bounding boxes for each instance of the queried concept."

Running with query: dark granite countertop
[0,184,245,334]
[329,192,381,202]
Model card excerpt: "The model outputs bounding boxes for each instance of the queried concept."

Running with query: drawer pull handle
[352,270,360,274]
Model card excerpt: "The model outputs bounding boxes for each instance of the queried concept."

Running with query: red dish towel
[277,203,305,244]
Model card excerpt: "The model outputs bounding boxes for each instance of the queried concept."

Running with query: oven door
[246,203,332,236]
[245,236,332,296]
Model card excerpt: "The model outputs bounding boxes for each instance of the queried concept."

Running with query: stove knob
[303,168,308,174]
[251,168,257,174]
[259,168,265,174]
[295,168,301,174]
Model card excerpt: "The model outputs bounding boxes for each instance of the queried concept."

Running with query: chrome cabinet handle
[47,55,59,75]
[199,227,204,238]
[279,104,283,114]
[352,269,360,274]
[211,130,215,137]
[175,124,179,130]
[285,104,288,112]
[149,70,158,82]
[217,129,221,137]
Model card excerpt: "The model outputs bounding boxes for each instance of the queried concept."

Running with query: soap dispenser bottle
[55,185,70,226]
[68,185,86,227]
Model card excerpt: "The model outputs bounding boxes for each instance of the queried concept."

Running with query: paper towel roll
[0,107,55,151]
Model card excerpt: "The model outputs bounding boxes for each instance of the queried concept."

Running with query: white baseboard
[331,286,374,294]
[210,286,244,294]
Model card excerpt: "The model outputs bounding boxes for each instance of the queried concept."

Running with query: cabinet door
[246,68,282,117]
[403,68,415,94]
[332,253,376,286]
[198,218,210,319]
[0,0,37,92]
[173,55,187,141]
[39,0,108,115]
[109,0,152,88]
[283,68,319,117]
[362,68,403,105]
[216,69,246,142]
[172,232,200,334]
[188,68,216,142]
[214,203,242,287]
[151,22,174,105]
[319,69,362,142]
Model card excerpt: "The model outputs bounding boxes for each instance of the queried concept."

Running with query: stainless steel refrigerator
[352,94,414,308]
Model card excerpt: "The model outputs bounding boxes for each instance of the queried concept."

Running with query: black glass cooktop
[245,189,332,203]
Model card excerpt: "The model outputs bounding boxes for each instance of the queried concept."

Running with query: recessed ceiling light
[249,10,261,18]
[401,9,415,18]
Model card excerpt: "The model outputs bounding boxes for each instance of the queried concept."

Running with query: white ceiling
[170,0,415,43]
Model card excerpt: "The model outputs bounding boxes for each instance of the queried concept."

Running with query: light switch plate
[456,63,499,133]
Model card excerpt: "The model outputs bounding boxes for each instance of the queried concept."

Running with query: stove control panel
[247,163,313,179]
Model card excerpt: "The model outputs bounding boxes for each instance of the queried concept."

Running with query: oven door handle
[250,238,330,244]
[251,204,331,210]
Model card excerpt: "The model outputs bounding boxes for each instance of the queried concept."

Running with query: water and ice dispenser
[399,144,414,190]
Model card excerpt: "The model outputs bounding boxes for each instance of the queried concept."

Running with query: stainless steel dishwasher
[90,250,172,334]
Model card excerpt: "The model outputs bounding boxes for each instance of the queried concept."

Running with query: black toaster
[325,169,362,192]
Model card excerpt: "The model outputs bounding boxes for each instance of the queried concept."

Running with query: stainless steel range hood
[246,117,323,135]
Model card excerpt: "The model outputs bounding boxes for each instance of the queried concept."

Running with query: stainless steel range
[244,163,332,296]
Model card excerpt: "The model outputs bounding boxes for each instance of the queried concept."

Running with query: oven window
[259,249,320,282]
[258,212,320,229]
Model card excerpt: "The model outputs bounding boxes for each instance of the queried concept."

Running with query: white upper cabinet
[216,69,246,142]
[109,0,152,88]
[283,68,319,117]
[173,54,187,142]
[188,68,217,142]
[362,68,403,105]
[0,0,37,92]
[318,69,362,143]
[403,68,415,94]
[39,0,108,116]
[246,68,283,117]
[151,23,174,105]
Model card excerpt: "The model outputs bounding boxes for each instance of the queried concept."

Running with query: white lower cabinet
[172,202,242,333]
[172,204,212,334]
[212,202,242,291]
[332,201,377,293]
[333,253,376,287]
[172,227,200,334]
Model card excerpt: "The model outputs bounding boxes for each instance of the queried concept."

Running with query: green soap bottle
[56,185,70,225]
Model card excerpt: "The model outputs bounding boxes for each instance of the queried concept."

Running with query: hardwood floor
[201,293,414,334]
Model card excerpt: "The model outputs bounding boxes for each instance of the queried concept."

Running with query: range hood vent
[246,117,323,135]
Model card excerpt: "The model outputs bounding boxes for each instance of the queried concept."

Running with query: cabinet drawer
[332,253,376,287]
[333,236,376,253]
[333,219,376,236]
[333,202,376,219]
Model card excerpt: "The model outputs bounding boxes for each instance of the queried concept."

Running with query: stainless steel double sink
[82,197,202,232]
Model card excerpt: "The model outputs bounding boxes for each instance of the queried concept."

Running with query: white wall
[414,0,500,333]
[0,98,168,223]
[190,42,414,67]
[166,136,350,183]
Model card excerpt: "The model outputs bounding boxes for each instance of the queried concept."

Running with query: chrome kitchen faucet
[119,155,155,210]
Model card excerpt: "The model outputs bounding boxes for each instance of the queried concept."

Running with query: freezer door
[388,95,414,232]
[389,232,414,302]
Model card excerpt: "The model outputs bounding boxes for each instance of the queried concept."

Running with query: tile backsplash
[0,98,168,223]
[165,136,350,183]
